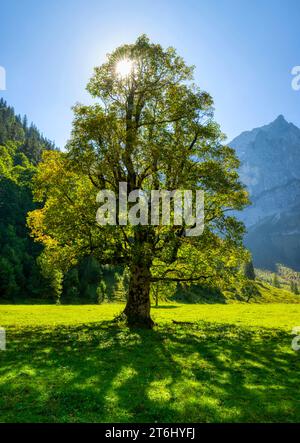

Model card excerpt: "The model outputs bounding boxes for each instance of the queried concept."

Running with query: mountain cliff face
[230,116,300,270]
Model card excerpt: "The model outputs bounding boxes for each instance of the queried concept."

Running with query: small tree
[152,282,160,308]
[272,273,280,288]
[63,268,80,300]
[243,259,255,280]
[241,280,259,303]
[97,280,107,303]
[290,280,299,295]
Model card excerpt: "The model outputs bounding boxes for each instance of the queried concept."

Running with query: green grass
[0,303,300,423]
[242,281,300,304]
[190,280,300,304]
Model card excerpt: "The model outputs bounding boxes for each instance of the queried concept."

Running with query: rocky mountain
[230,115,300,270]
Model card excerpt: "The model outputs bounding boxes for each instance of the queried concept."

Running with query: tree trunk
[123,264,154,328]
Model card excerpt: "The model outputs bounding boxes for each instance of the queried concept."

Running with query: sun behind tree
[28,35,249,328]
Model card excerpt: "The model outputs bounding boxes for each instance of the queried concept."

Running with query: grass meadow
[0,303,300,423]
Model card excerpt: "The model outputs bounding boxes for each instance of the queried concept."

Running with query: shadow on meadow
[0,320,299,423]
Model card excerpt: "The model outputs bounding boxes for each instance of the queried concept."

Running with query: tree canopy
[28,35,249,326]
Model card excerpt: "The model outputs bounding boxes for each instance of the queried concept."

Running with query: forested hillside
[0,99,56,300]
[0,99,55,164]
[0,100,126,302]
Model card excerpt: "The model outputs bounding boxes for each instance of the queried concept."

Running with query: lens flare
[115,58,134,78]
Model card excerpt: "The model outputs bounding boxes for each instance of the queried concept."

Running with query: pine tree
[243,259,255,280]
[272,273,280,288]
[290,280,299,295]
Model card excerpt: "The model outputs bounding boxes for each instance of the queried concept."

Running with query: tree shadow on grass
[0,320,299,422]
[152,305,179,309]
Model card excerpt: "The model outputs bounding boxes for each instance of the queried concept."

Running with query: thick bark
[123,264,154,328]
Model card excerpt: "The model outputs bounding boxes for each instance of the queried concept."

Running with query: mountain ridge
[231,115,300,270]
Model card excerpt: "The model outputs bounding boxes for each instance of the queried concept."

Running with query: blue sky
[0,0,299,147]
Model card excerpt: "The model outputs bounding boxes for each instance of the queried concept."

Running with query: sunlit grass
[0,303,300,422]
[0,302,300,330]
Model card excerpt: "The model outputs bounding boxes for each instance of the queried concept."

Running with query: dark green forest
[0,99,55,300]
[0,99,127,302]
